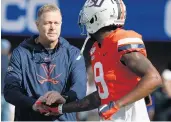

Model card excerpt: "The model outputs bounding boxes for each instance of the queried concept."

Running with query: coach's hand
[44,91,66,105]
[32,96,50,114]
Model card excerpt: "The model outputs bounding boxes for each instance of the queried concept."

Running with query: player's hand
[44,104,63,116]
[99,101,120,120]
[32,96,50,114]
[44,91,66,105]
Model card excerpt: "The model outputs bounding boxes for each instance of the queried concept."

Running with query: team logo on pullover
[37,63,62,84]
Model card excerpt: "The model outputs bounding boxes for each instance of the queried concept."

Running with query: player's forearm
[118,52,163,108]
[62,91,100,113]
[115,74,162,108]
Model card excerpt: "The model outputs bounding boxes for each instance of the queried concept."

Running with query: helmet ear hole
[90,15,97,24]
[90,18,94,24]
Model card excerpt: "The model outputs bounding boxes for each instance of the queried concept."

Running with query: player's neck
[96,31,113,45]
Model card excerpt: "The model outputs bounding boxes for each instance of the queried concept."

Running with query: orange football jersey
[90,28,147,105]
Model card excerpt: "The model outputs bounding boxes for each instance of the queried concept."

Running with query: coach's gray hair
[37,4,61,20]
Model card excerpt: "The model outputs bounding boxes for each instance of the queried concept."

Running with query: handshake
[32,91,66,116]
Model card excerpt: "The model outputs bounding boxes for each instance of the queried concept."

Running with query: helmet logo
[85,0,105,7]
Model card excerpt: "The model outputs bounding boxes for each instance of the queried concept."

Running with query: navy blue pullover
[4,36,87,121]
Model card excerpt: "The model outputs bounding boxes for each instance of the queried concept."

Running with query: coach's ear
[35,19,40,32]
[35,20,38,27]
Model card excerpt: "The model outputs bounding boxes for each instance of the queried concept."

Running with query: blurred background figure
[1,39,15,121]
[146,95,155,121]
[1,39,11,85]
[153,61,171,121]
[162,62,171,98]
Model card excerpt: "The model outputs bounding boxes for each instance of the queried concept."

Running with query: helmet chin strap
[76,33,90,60]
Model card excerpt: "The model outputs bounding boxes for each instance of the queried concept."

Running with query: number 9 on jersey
[94,62,109,99]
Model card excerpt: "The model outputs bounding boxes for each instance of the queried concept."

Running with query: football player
[39,0,162,121]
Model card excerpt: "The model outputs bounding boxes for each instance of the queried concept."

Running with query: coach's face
[36,10,62,42]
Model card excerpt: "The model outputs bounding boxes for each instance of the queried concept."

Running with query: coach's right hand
[44,91,66,106]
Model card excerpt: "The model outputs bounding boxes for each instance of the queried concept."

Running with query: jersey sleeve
[116,31,147,57]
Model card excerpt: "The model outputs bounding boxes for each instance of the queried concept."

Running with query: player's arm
[115,52,162,108]
[38,91,100,116]
[62,90,101,113]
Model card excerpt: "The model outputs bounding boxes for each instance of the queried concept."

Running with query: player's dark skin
[61,26,163,113]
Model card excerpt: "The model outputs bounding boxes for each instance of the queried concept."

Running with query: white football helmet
[78,0,126,34]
